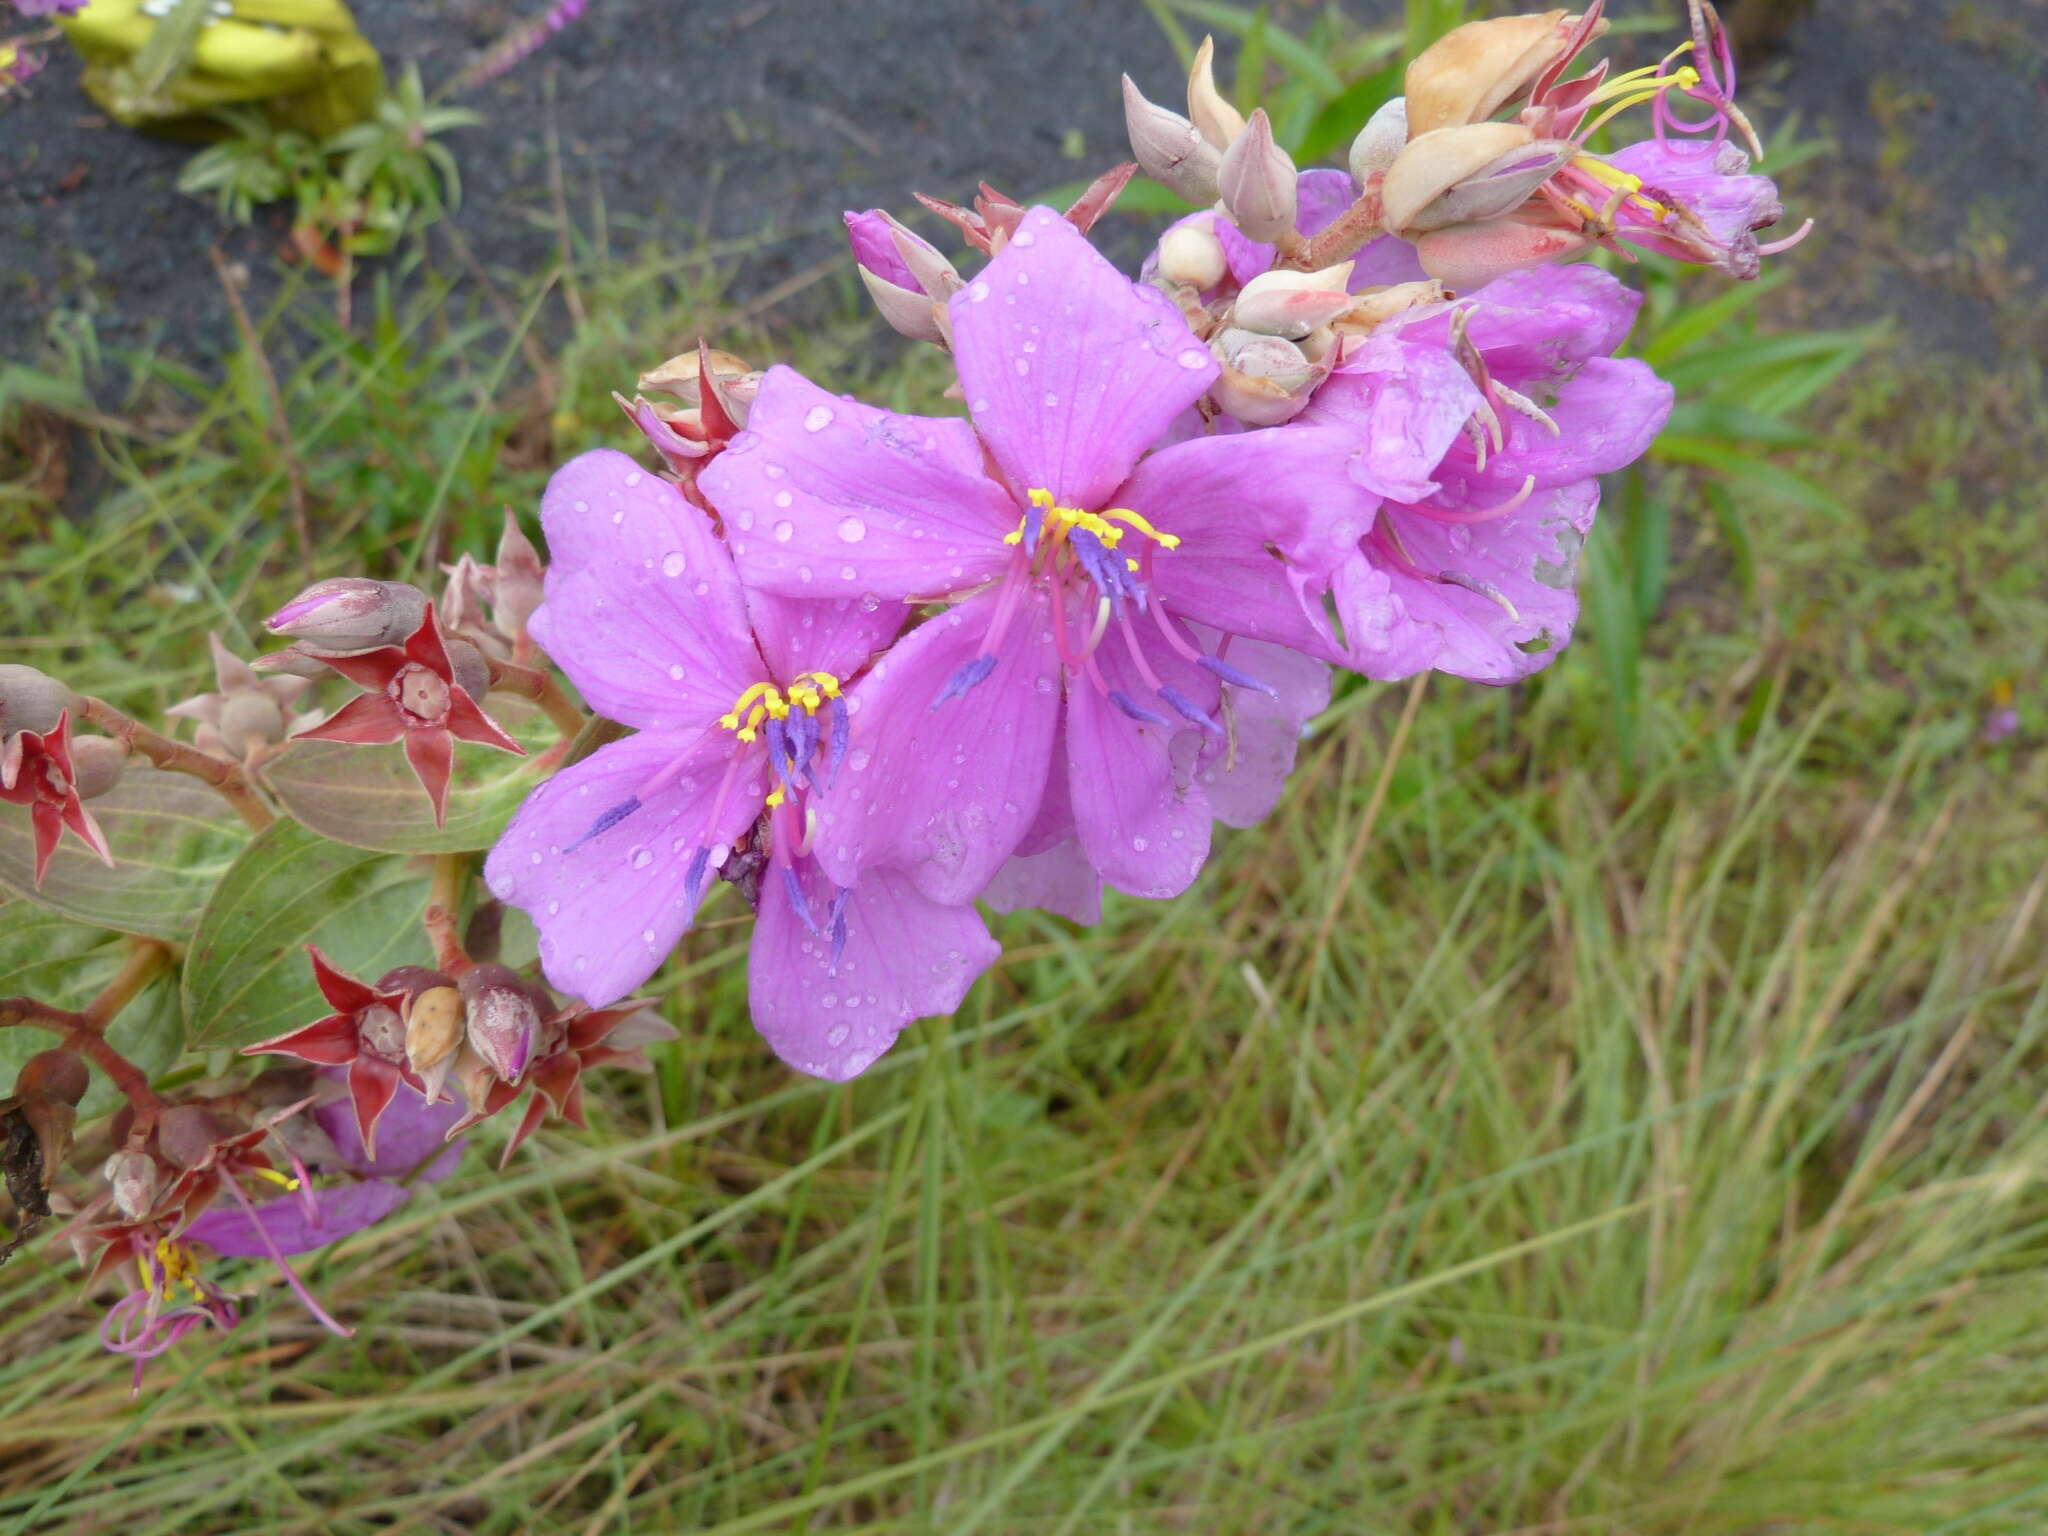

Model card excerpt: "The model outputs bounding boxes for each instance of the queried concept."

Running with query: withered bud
[1348,96,1410,186]
[0,665,75,739]
[1216,110,1298,244]
[17,1048,89,1107]
[266,578,429,652]
[381,965,465,1082]
[1122,74,1222,205]
[1403,9,1584,137]
[1186,36,1246,149]
[1231,264,1358,339]
[102,1149,160,1222]
[859,268,950,346]
[458,964,543,1085]
[1381,122,1538,236]
[1335,279,1446,335]
[1156,220,1229,291]
[494,511,546,640]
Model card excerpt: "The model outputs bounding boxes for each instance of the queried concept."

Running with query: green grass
[6,60,2048,1534]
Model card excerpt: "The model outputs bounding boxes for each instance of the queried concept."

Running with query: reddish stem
[1,942,172,1125]
[484,658,586,739]
[80,697,273,832]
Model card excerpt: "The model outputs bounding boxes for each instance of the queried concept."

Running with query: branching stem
[79,698,273,832]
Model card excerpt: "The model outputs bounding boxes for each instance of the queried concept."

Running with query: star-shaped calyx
[0,711,115,886]
[291,607,524,826]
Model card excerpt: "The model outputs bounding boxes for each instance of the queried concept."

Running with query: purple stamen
[567,796,640,851]
[825,696,850,788]
[220,1176,353,1339]
[1158,685,1223,735]
[1109,690,1169,727]
[763,717,803,798]
[683,846,712,905]
[933,653,998,708]
[1197,653,1280,699]
[782,866,821,936]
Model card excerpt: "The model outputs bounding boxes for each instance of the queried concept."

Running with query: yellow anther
[720,673,844,744]
[252,1167,301,1192]
[1100,507,1180,550]
[765,787,786,808]
[1011,489,1180,561]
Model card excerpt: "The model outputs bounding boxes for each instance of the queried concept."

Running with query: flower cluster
[481,3,1794,1080]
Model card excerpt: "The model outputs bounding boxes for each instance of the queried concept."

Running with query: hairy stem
[485,658,586,739]
[424,852,473,974]
[79,698,274,832]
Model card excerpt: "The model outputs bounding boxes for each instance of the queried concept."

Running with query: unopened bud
[220,691,290,757]
[18,1048,88,1106]
[444,638,492,702]
[1217,109,1298,243]
[66,735,128,800]
[0,665,74,739]
[637,348,753,408]
[1382,122,1539,237]
[1404,9,1580,138]
[459,964,542,1084]
[1155,220,1229,291]
[860,267,950,346]
[383,964,464,1080]
[156,1104,230,1169]
[1211,328,1321,426]
[102,1149,160,1222]
[1411,217,1591,290]
[1336,279,1446,335]
[493,511,547,641]
[1122,74,1222,205]
[844,208,919,290]
[267,578,429,652]
[1231,264,1358,338]
[1186,36,1246,149]
[1348,96,1410,186]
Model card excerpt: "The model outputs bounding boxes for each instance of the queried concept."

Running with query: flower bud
[844,207,919,289]
[459,964,542,1085]
[1404,9,1579,138]
[156,1104,231,1169]
[1186,35,1246,149]
[1335,279,1445,335]
[17,1048,88,1107]
[0,664,74,739]
[1411,217,1591,290]
[1122,74,1222,205]
[493,511,547,642]
[1155,220,1229,291]
[1231,264,1358,339]
[859,267,950,346]
[1211,327,1321,426]
[267,578,430,652]
[382,965,465,1085]
[637,348,754,409]
[102,1149,160,1222]
[1217,109,1298,243]
[66,735,128,801]
[1381,122,1538,236]
[1348,96,1410,186]
[444,637,492,703]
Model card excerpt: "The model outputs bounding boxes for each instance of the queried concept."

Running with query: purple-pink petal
[748,863,999,1080]
[983,838,1105,924]
[1189,638,1330,830]
[186,1179,410,1259]
[743,590,910,685]
[485,729,765,1006]
[315,1077,467,1181]
[1394,265,1644,379]
[809,588,1062,904]
[844,209,920,290]
[950,207,1217,510]
[532,450,767,731]
[700,367,1016,603]
[1303,334,1485,504]
[1432,358,1674,501]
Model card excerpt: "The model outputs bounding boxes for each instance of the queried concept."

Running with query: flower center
[356,1003,406,1061]
[717,673,844,743]
[140,1237,204,1302]
[716,673,848,809]
[1006,487,1180,573]
[392,664,451,726]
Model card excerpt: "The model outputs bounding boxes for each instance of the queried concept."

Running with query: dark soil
[3,0,2046,369]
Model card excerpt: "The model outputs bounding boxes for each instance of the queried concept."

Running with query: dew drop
[837,516,866,543]
[572,499,589,513]
[661,550,687,577]
[1132,836,1149,852]
[774,520,795,543]
[1178,348,1211,369]
[967,280,991,303]
[764,462,785,479]
[1011,227,1036,247]
[1043,392,1059,407]
[774,490,793,509]
[642,929,657,944]
[547,899,559,914]
[668,663,686,681]
[630,846,653,869]
[840,565,857,580]
[529,851,543,865]
[624,470,643,487]
[1014,358,1030,377]
[848,747,873,772]
[804,404,835,432]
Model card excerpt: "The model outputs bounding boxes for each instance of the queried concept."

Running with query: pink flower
[700,209,1366,908]
[483,452,999,1080]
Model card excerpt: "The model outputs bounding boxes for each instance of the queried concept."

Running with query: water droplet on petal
[1178,348,1210,369]
[774,521,795,543]
[837,517,866,543]
[804,404,835,432]
[661,550,687,577]
[624,471,643,487]
[1132,836,1149,852]
[967,280,991,303]
[630,846,653,869]
[668,663,686,681]
[774,490,793,509]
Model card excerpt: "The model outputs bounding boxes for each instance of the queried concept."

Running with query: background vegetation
[2,1,2045,1529]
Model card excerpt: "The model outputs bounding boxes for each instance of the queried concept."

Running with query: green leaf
[0,767,250,940]
[260,699,558,854]
[132,0,215,97]
[1295,60,1402,163]
[0,904,183,1118]
[180,820,435,1052]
